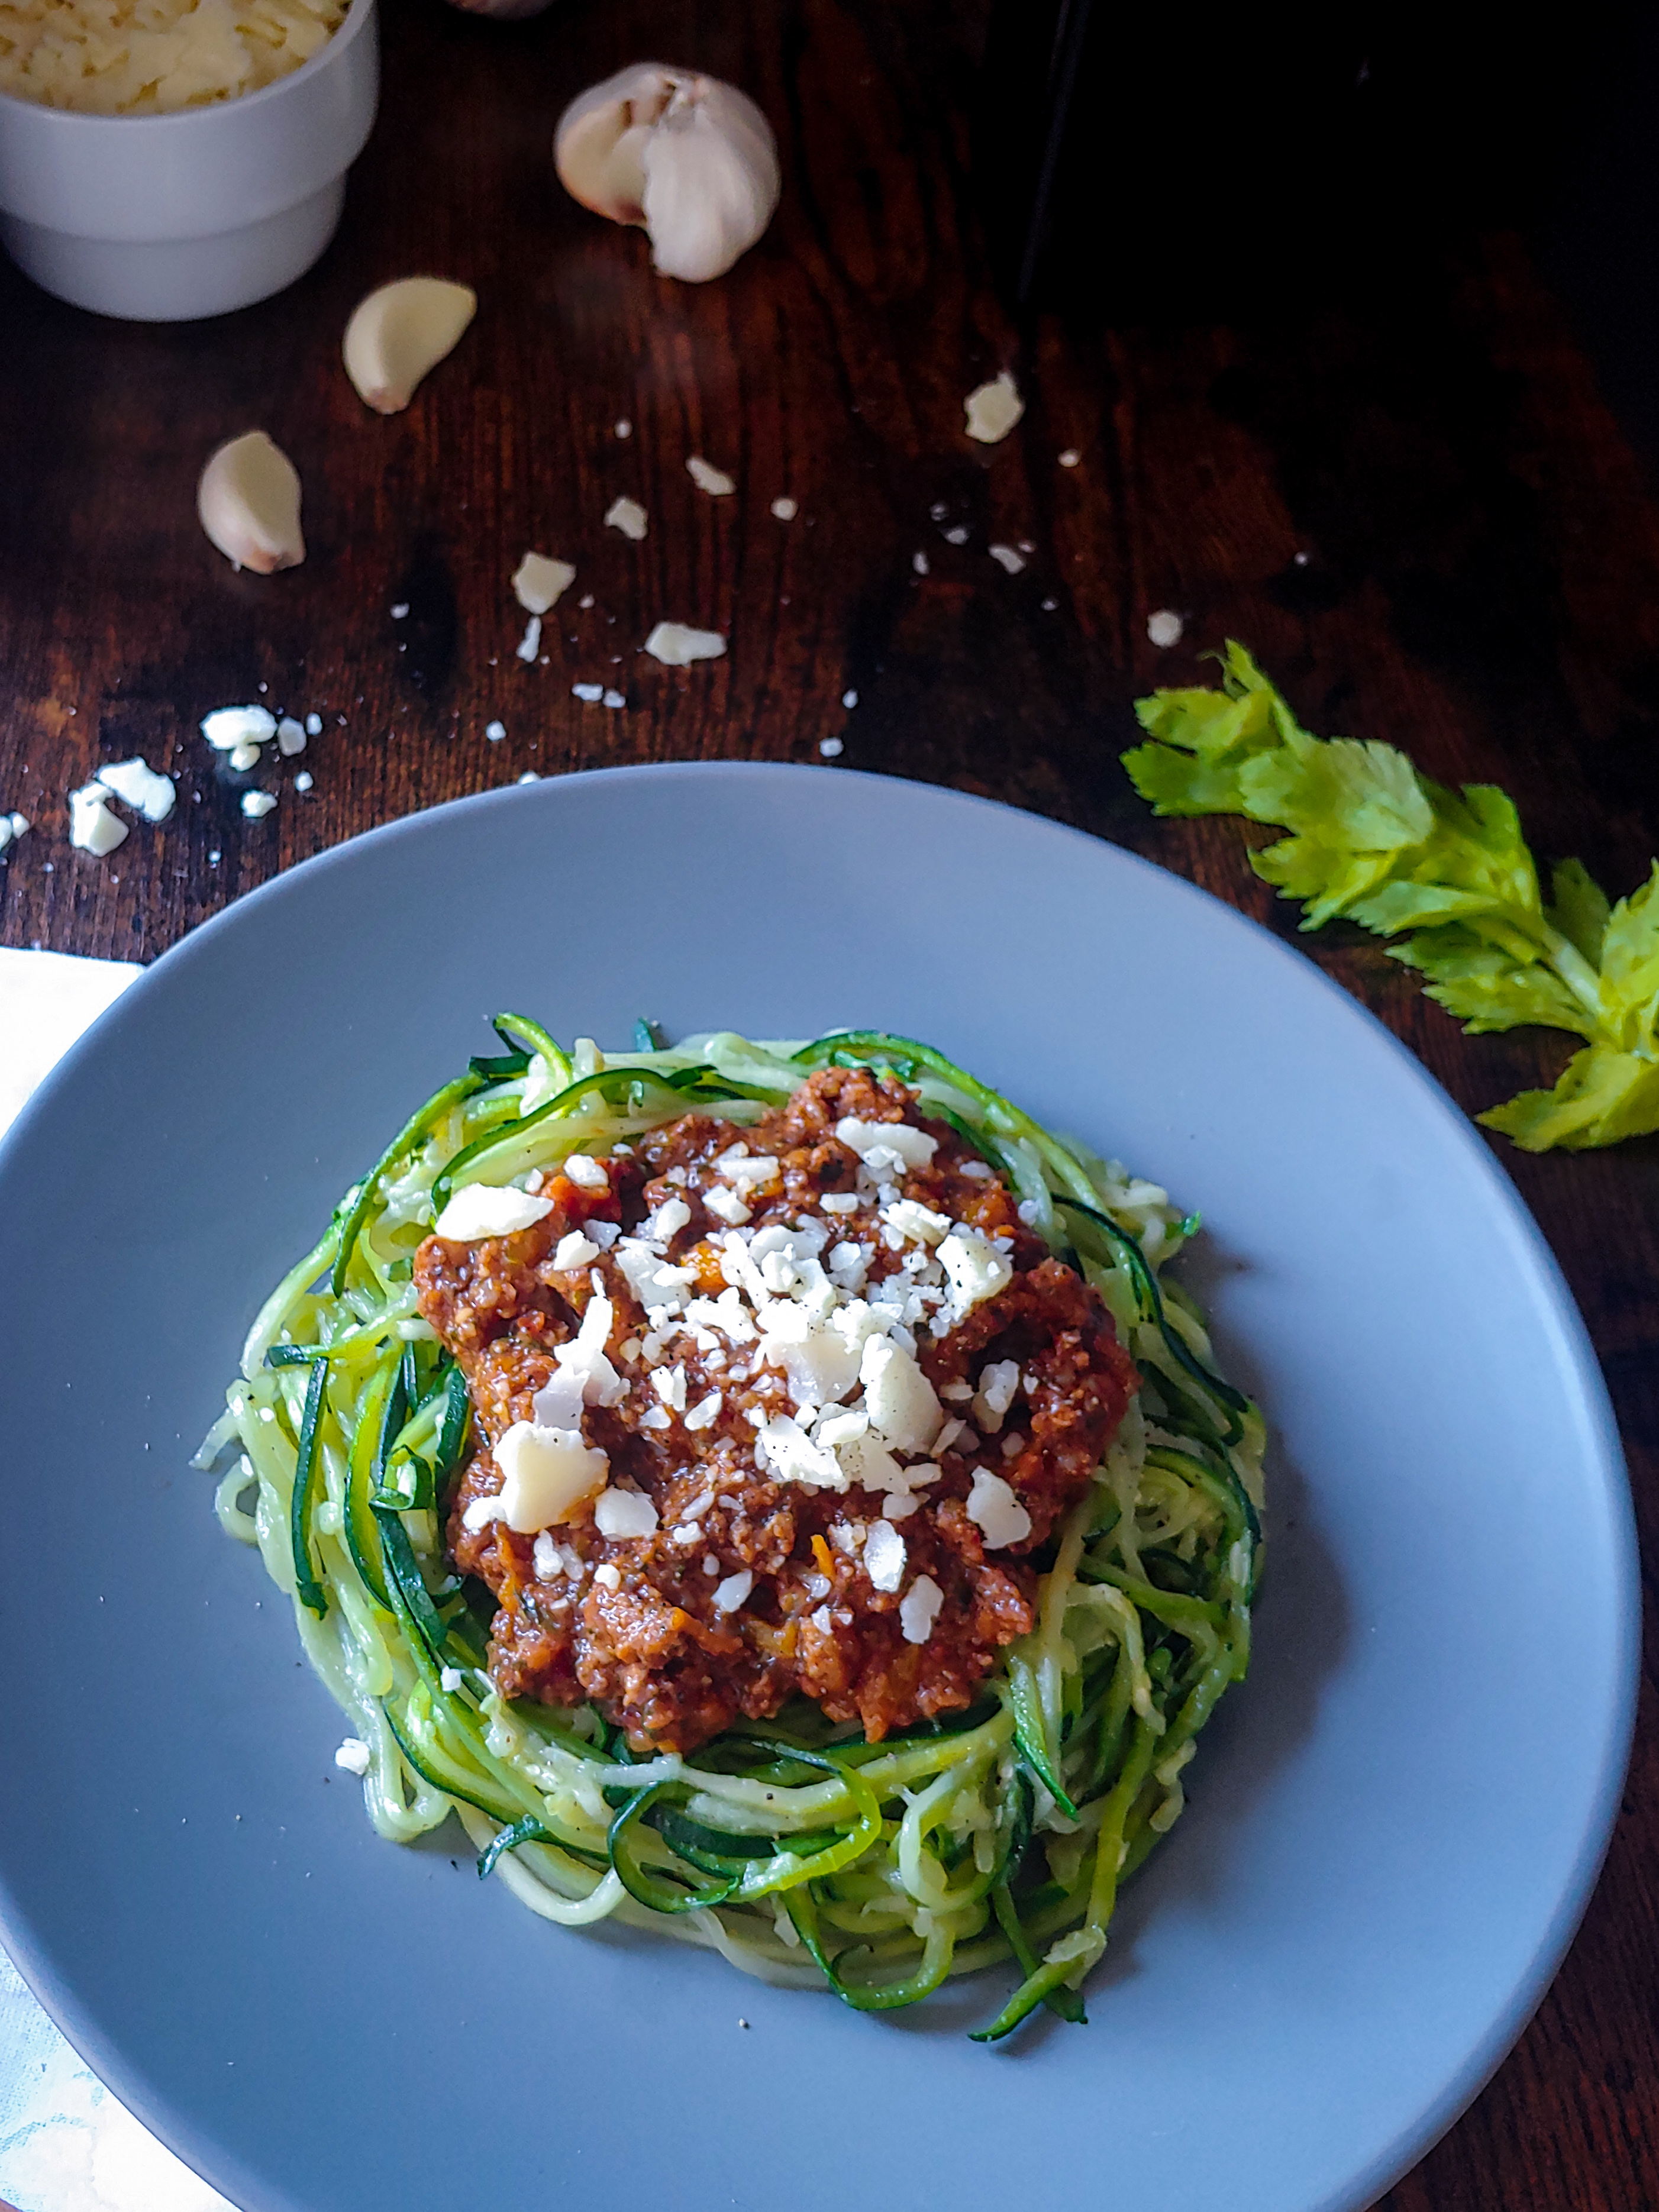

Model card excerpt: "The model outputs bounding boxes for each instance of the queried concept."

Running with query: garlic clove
[556,62,676,225]
[197,431,305,574]
[555,64,779,283]
[343,277,477,415]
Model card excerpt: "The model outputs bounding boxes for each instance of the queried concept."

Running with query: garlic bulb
[554,63,779,283]
[343,278,476,415]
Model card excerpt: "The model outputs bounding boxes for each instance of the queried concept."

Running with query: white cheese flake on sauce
[594,1487,660,1539]
[862,1518,906,1591]
[551,1231,602,1271]
[899,1575,944,1643]
[433,1186,556,1242]
[835,1116,938,1171]
[712,1568,754,1614]
[493,1421,609,1532]
[966,1467,1032,1550]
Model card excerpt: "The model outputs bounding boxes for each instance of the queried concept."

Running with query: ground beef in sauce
[415,1067,1137,1754]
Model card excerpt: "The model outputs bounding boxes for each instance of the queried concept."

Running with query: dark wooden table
[2,3,1656,2204]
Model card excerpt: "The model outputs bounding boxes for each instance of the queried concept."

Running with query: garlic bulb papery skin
[554,64,779,283]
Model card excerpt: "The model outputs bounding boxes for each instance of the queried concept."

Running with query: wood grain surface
[2,4,1657,2206]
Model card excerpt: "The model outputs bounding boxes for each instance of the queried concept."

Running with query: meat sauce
[415,1068,1137,1754]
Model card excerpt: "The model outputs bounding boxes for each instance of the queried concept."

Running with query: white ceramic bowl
[0,0,377,321]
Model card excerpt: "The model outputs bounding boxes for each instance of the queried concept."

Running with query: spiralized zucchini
[196,1023,1264,2040]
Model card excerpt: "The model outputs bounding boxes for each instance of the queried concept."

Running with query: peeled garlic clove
[343,277,477,415]
[555,64,779,283]
[198,431,305,573]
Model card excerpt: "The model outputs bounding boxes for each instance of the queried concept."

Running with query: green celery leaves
[1124,642,1659,1152]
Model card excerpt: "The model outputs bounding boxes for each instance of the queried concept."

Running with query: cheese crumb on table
[67,784,127,856]
[95,756,175,822]
[514,552,576,615]
[201,705,275,776]
[687,457,736,497]
[964,370,1024,445]
[1147,609,1184,648]
[644,622,727,667]
[605,496,648,541]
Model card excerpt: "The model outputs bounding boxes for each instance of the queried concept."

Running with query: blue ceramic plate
[0,766,1637,2212]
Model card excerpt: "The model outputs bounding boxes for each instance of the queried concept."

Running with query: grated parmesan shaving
[0,0,350,114]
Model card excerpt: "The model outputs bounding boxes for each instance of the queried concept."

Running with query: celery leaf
[1127,645,1659,1151]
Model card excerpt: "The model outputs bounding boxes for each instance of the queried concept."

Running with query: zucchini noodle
[196,1024,1265,2040]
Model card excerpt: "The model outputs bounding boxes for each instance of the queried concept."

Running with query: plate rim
[0,760,1640,2212]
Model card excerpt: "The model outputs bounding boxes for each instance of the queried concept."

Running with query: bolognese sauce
[415,1068,1137,1755]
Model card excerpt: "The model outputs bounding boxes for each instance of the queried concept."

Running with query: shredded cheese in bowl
[0,0,348,114]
